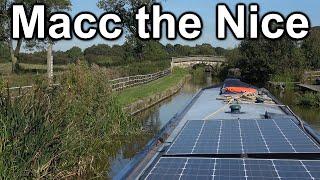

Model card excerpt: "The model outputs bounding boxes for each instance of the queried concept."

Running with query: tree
[235,36,304,84]
[66,46,83,62]
[97,0,157,60]
[301,27,320,69]
[193,44,215,55]
[214,47,228,56]
[172,44,193,57]
[0,0,71,73]
[97,0,155,36]
[142,40,168,61]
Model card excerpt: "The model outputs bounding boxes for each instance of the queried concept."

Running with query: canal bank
[123,75,190,115]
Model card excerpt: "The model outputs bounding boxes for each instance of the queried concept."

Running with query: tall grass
[0,63,142,179]
[191,67,207,85]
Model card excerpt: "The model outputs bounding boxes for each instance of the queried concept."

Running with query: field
[0,63,70,87]
[116,68,188,106]
[1,62,69,75]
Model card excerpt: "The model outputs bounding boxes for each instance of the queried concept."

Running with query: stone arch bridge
[171,56,226,71]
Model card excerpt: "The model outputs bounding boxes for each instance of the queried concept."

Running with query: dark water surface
[270,88,320,131]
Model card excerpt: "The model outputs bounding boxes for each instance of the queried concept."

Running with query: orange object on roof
[224,87,257,94]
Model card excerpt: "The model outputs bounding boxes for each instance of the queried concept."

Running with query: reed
[0,63,142,179]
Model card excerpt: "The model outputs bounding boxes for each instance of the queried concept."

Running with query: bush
[296,93,320,108]
[0,63,141,179]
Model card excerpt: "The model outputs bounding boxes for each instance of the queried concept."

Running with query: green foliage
[193,44,215,55]
[191,66,206,84]
[296,93,320,108]
[0,42,10,62]
[97,0,153,36]
[0,63,141,179]
[142,41,169,61]
[12,41,228,78]
[229,36,306,84]
[119,60,170,76]
[225,26,320,84]
[84,44,126,67]
[302,27,320,69]
[66,46,83,61]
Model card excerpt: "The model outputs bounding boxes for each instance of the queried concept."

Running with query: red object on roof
[224,87,257,94]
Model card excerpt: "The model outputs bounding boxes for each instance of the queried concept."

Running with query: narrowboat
[115,79,320,180]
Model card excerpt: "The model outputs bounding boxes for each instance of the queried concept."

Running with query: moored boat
[115,79,320,180]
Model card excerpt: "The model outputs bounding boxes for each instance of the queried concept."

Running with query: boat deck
[168,88,285,143]
[116,87,320,180]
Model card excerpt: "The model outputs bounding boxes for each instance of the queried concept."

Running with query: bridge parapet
[172,56,226,63]
[171,56,226,69]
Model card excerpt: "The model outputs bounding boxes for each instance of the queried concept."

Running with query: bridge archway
[192,63,214,72]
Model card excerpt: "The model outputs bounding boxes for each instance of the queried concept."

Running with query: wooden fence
[5,84,60,99]
[4,70,171,97]
[109,69,171,91]
[6,86,34,98]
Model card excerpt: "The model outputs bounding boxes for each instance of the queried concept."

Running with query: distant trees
[84,44,125,66]
[142,41,168,61]
[302,27,320,69]
[194,44,215,55]
[14,43,226,72]
[66,47,83,62]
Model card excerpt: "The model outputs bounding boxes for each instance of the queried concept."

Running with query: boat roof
[115,86,320,180]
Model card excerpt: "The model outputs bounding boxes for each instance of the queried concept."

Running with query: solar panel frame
[166,119,320,155]
[144,157,320,180]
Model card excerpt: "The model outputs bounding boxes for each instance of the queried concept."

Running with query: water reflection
[270,88,320,130]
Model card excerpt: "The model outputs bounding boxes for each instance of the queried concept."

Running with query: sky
[54,0,320,51]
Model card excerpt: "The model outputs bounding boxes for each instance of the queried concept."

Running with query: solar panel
[144,157,320,180]
[166,119,320,155]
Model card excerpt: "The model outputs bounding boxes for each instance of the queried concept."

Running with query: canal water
[270,88,320,130]
[108,73,217,177]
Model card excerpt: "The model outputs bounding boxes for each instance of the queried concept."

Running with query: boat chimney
[230,104,241,114]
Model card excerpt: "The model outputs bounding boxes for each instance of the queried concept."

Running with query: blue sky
[55,0,320,51]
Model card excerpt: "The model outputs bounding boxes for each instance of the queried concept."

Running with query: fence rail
[4,70,171,97]
[5,84,60,98]
[109,69,171,91]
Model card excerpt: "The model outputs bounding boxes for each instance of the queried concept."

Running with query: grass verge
[116,68,188,106]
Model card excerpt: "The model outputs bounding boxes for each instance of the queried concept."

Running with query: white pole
[47,43,53,84]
